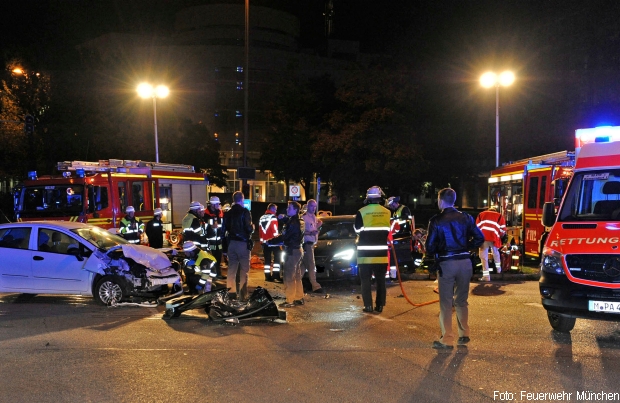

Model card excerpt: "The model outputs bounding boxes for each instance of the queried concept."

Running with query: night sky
[2,0,620,166]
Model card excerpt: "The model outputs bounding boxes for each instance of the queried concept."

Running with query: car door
[30,228,92,293]
[0,226,34,290]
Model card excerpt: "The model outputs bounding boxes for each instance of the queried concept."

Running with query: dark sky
[3,0,620,164]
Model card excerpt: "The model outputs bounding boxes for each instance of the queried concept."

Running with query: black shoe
[293,299,305,306]
[374,305,383,313]
[228,292,237,300]
[362,306,373,313]
[215,275,227,280]
[265,275,273,282]
[279,301,295,308]
[457,336,470,345]
[312,288,324,294]
[432,340,454,350]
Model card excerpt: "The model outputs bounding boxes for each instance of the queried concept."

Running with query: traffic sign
[289,185,300,197]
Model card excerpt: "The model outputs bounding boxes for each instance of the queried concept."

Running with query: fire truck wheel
[169,232,182,246]
[94,276,124,305]
[547,311,576,333]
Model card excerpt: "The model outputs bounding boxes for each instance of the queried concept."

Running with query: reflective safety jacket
[184,249,218,291]
[120,215,144,244]
[475,210,506,248]
[182,211,204,247]
[390,204,413,236]
[354,203,391,265]
[204,208,224,250]
[145,217,164,248]
[259,211,279,244]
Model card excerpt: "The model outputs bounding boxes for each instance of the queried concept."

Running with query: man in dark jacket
[269,201,305,307]
[425,188,485,350]
[145,208,164,248]
[221,191,254,300]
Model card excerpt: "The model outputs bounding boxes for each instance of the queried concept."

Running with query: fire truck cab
[488,151,574,263]
[540,126,620,332]
[13,159,209,244]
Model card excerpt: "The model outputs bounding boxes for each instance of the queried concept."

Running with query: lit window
[236,67,243,72]
[236,111,242,117]
[236,81,243,90]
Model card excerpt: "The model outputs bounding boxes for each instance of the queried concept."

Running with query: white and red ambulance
[540,126,620,332]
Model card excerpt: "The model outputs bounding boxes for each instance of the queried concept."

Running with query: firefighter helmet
[209,196,220,205]
[387,196,400,207]
[183,241,197,252]
[154,208,163,216]
[126,206,135,213]
[189,201,201,210]
[366,186,384,199]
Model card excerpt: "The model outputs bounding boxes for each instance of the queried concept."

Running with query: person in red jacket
[259,203,281,281]
[475,206,506,281]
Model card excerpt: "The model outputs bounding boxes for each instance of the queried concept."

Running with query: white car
[0,221,182,305]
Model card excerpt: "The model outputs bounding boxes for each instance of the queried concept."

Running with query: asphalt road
[2,269,620,403]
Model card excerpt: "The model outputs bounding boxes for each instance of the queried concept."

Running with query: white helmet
[126,206,135,213]
[366,186,384,199]
[154,208,163,216]
[189,201,201,210]
[209,196,220,204]
[183,241,197,252]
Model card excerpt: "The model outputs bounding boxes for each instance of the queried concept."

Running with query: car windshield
[72,226,128,250]
[18,185,84,218]
[558,169,620,222]
[319,220,356,240]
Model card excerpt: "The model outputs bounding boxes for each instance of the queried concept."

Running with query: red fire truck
[540,126,620,332]
[488,151,575,264]
[13,160,209,243]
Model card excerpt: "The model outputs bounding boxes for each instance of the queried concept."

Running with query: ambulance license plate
[588,300,620,313]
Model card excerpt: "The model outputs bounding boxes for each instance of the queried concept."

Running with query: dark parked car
[310,215,414,280]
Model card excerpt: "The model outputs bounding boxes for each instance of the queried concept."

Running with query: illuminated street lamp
[480,71,515,167]
[137,83,169,163]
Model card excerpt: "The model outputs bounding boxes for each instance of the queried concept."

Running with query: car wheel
[547,311,576,333]
[94,276,124,305]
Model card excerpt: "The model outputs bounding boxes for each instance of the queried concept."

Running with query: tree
[314,65,426,201]
[164,119,228,188]
[259,75,336,198]
[0,60,51,175]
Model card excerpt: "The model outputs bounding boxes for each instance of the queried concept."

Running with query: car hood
[314,238,356,254]
[119,244,173,270]
[83,244,174,276]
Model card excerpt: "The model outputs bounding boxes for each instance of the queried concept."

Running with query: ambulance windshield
[558,169,620,222]
[17,185,85,218]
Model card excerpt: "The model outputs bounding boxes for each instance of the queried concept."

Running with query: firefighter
[182,241,217,294]
[119,206,144,244]
[182,201,204,248]
[145,208,164,248]
[354,186,391,313]
[386,196,413,279]
[259,203,281,282]
[475,206,506,281]
[204,196,226,280]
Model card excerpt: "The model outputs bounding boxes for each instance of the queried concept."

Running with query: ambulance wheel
[547,311,576,333]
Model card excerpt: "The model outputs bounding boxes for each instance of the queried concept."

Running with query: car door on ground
[31,227,92,293]
[0,227,33,290]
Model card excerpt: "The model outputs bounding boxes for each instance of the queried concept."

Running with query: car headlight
[541,246,565,275]
[333,249,355,261]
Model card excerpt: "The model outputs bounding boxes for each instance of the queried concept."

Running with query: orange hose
[390,240,439,307]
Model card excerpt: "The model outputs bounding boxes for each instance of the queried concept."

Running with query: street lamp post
[137,83,169,163]
[480,71,515,167]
